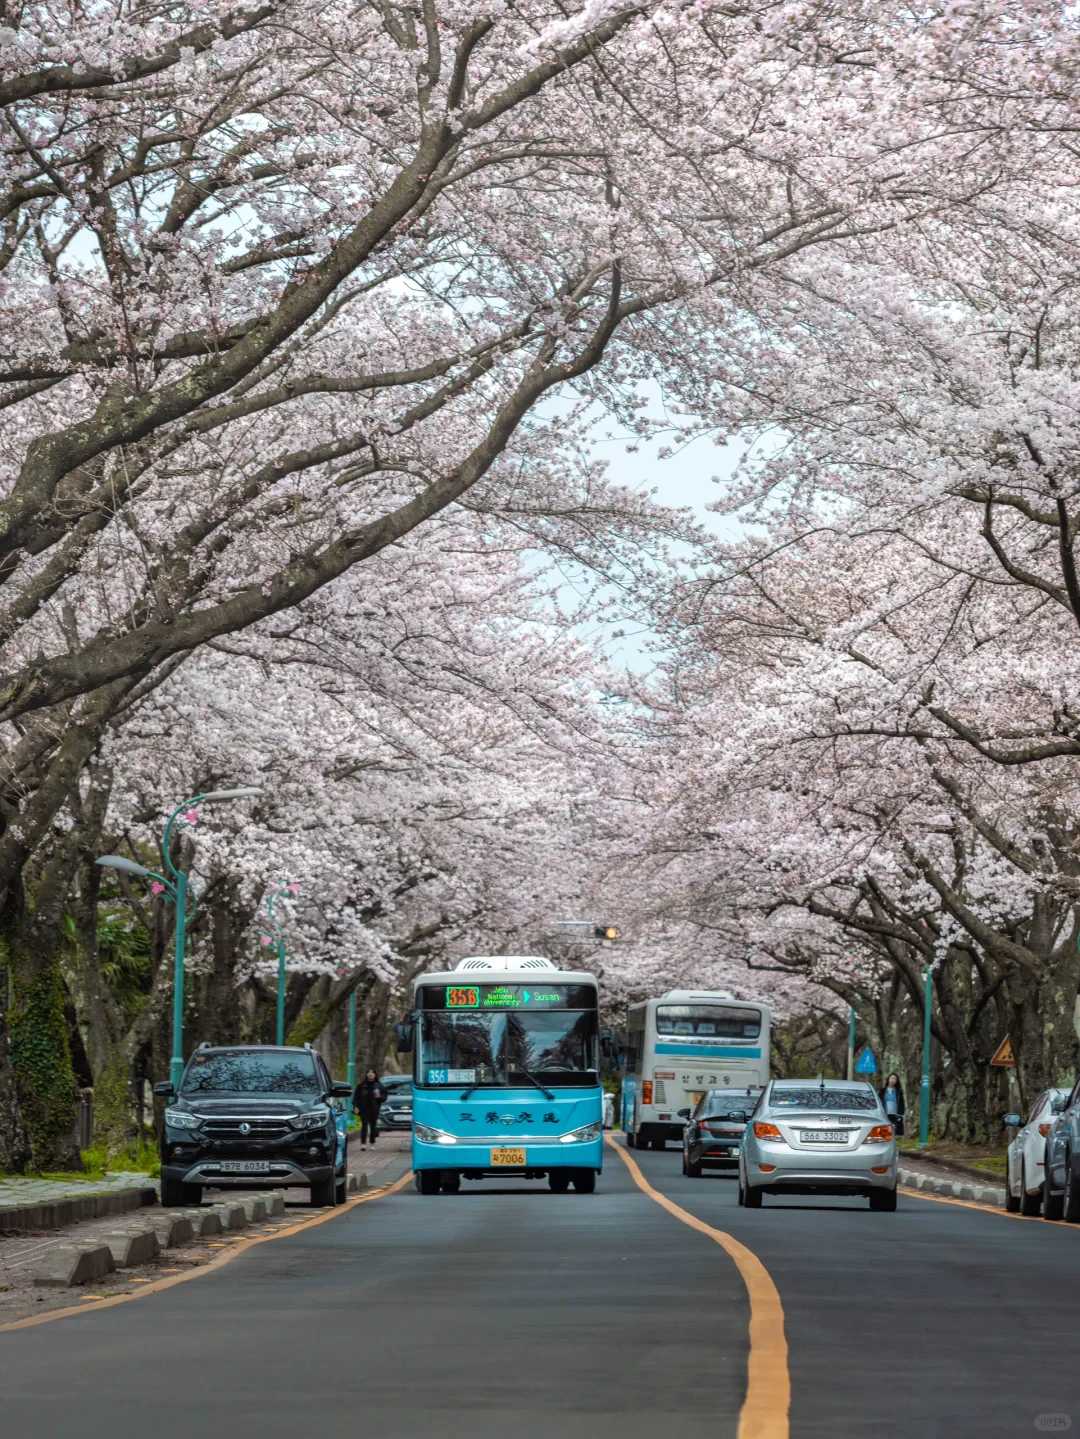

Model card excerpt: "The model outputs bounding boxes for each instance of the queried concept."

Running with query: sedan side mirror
[153,1080,175,1099]
[677,1108,691,1120]
[329,1081,353,1098]
[1052,1095,1068,1113]
[1001,1112,1022,1128]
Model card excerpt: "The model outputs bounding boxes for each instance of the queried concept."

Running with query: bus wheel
[626,1130,636,1149]
[441,1173,461,1194]
[651,1137,665,1152]
[417,1171,441,1195]
[549,1172,571,1193]
[572,1170,596,1194]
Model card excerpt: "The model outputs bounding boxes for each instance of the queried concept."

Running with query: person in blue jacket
[880,1072,905,1136]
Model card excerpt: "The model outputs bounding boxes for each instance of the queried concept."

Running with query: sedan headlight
[559,1121,603,1144]
[164,1108,202,1130]
[288,1105,330,1131]
[414,1123,458,1146]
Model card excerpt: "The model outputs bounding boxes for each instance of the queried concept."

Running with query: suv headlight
[164,1108,201,1130]
[415,1123,458,1146]
[559,1121,602,1144]
[288,1105,330,1131]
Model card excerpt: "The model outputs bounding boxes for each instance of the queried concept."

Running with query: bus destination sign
[427,983,594,1011]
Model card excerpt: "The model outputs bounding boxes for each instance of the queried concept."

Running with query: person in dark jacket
[880,1072,905,1137]
[353,1069,387,1149]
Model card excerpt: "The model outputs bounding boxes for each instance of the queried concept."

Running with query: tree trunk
[4,907,81,1171]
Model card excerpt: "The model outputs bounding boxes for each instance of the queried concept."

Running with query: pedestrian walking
[880,1072,906,1137]
[353,1068,387,1149]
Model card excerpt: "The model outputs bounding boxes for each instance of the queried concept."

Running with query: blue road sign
[855,1047,877,1075]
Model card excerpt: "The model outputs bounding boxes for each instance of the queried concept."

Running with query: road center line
[607,1138,790,1439]
[0,1170,413,1335]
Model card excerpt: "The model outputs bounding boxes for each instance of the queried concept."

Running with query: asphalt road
[2,1139,1079,1439]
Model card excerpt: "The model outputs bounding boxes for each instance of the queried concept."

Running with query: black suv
[155,1044,352,1208]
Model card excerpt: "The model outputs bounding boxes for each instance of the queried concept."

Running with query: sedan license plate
[804,1131,847,1143]
[222,1160,271,1173]
[490,1147,526,1166]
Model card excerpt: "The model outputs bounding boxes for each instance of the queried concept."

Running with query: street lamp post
[846,1006,856,1081]
[98,786,260,1089]
[919,966,933,1148]
[347,989,358,1092]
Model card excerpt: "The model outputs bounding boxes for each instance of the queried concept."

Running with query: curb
[0,1183,157,1234]
[898,1164,1005,1208]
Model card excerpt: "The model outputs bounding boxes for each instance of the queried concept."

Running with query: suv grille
[200,1117,292,1141]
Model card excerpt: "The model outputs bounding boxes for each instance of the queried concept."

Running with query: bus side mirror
[394,1020,414,1054]
[677,1108,690,1120]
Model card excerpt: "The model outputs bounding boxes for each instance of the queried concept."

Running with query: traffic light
[595,925,619,942]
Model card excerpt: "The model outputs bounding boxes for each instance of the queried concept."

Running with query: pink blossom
[182,808,200,825]
[150,881,165,896]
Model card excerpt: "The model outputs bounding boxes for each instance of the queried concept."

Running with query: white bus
[620,991,771,1150]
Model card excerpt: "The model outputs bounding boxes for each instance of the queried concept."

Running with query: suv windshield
[769,1087,879,1112]
[420,1010,598,1087]
[181,1050,320,1095]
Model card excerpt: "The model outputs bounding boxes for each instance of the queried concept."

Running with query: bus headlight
[415,1123,458,1146]
[559,1122,602,1144]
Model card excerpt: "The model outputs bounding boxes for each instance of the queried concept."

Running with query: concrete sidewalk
[0,1172,158,1234]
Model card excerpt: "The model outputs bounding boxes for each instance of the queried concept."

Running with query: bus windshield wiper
[514,1068,555,1101]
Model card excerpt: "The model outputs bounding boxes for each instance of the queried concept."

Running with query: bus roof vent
[454,955,557,972]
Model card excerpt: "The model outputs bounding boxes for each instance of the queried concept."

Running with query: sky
[541,390,750,673]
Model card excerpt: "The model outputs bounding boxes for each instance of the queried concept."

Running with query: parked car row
[672,1077,900,1211]
[1003,1079,1080,1222]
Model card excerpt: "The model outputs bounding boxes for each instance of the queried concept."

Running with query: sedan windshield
[420,1010,598,1087]
[181,1050,319,1095]
[699,1092,756,1118]
[769,1088,879,1112]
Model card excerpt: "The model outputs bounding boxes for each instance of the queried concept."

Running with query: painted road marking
[0,1170,413,1335]
[899,1184,1080,1229]
[607,1137,789,1439]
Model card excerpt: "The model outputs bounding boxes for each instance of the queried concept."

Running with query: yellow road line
[607,1137,789,1439]
[899,1183,1080,1229]
[0,1171,412,1335]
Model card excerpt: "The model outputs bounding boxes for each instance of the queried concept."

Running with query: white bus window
[656,1005,762,1040]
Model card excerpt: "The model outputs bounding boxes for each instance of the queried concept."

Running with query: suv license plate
[222,1160,271,1173]
[805,1131,847,1143]
[490,1147,526,1166]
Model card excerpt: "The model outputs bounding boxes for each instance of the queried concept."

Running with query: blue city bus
[399,956,604,1194]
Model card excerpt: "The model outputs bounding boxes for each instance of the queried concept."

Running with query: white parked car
[1004,1088,1069,1216]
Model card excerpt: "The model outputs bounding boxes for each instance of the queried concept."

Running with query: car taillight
[641,1081,653,1105]
[1039,1123,1052,1137]
[753,1121,783,1141]
[866,1124,894,1142]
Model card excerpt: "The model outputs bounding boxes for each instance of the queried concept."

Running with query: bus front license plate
[491,1147,526,1166]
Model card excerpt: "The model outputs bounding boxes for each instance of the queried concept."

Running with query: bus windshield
[419,1009,598,1087]
[656,1004,761,1040]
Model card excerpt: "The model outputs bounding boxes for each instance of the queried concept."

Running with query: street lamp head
[96,855,154,878]
[199,787,261,802]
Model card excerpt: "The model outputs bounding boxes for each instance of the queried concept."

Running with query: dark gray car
[1042,1072,1080,1220]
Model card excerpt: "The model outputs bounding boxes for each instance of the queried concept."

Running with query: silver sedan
[738,1079,898,1211]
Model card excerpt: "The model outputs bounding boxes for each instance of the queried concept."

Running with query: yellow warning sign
[990,1036,1016,1068]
